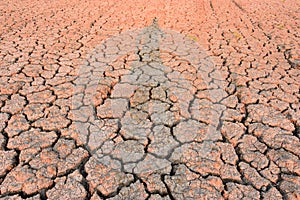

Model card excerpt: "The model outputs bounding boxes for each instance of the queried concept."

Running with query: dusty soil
[0,0,299,199]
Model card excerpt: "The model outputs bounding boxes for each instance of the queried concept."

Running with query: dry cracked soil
[0,0,299,199]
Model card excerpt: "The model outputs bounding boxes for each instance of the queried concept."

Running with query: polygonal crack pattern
[69,23,226,199]
[0,0,299,199]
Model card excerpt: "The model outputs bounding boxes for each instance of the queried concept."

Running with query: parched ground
[0,0,299,199]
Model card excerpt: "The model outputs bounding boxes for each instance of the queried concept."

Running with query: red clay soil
[0,0,299,199]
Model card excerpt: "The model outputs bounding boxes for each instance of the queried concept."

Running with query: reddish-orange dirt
[0,0,299,199]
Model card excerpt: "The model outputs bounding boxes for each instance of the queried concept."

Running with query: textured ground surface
[0,0,300,199]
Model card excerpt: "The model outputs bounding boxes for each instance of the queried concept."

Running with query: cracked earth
[0,0,299,199]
